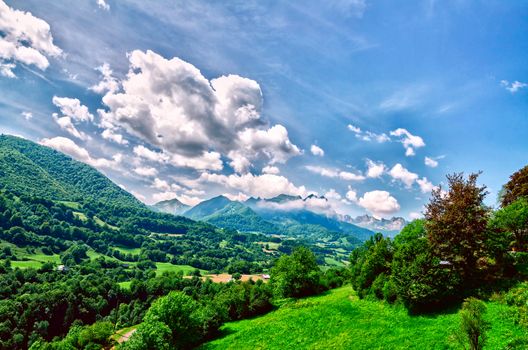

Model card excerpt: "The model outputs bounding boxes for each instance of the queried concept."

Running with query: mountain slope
[200,286,524,349]
[151,198,190,215]
[183,196,279,233]
[0,134,143,209]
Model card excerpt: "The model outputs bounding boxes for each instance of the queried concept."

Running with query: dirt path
[117,328,137,343]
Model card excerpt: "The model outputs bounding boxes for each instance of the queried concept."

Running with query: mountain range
[154,193,407,241]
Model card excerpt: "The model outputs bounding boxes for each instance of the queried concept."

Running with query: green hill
[0,134,142,209]
[201,286,526,350]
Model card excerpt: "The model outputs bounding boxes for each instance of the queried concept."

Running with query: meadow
[200,286,525,350]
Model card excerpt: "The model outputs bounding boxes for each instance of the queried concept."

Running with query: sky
[0,0,527,220]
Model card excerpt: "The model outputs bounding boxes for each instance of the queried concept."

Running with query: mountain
[182,195,279,234]
[341,214,408,236]
[0,134,143,209]
[151,198,190,215]
[182,193,374,241]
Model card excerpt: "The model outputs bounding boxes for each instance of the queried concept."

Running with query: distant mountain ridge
[340,214,407,237]
[156,193,380,241]
[150,198,190,215]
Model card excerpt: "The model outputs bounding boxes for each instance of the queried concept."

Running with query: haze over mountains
[152,193,406,239]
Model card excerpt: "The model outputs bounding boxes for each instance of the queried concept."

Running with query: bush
[454,298,490,350]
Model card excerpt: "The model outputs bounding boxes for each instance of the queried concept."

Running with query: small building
[57,265,69,272]
[261,274,270,279]
[438,260,452,267]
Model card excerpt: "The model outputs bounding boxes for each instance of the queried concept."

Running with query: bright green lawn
[11,260,43,269]
[155,262,205,276]
[118,281,132,290]
[113,246,142,255]
[201,286,526,350]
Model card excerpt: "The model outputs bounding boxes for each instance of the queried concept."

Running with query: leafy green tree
[501,164,528,207]
[391,221,461,312]
[270,247,321,298]
[119,320,171,350]
[425,173,489,289]
[492,198,528,251]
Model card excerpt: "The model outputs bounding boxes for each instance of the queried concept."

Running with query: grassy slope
[201,286,525,350]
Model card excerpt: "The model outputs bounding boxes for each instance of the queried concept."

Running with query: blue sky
[0,0,527,219]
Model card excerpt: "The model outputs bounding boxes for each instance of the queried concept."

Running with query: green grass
[56,201,82,210]
[118,281,132,290]
[324,257,345,267]
[113,246,142,255]
[200,286,526,350]
[11,260,43,269]
[155,262,205,276]
[73,211,88,221]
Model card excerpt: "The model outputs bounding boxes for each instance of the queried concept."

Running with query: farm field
[200,286,526,350]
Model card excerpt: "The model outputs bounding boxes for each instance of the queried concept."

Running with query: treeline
[350,165,528,313]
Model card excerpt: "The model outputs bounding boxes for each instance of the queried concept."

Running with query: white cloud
[389,163,418,188]
[98,50,301,172]
[96,0,110,11]
[390,128,425,156]
[347,124,361,133]
[101,128,128,145]
[132,144,222,171]
[348,123,390,143]
[305,165,365,181]
[262,165,280,174]
[0,0,62,76]
[52,96,94,122]
[324,189,342,200]
[310,144,325,157]
[366,159,385,178]
[134,166,158,177]
[198,172,309,199]
[424,156,438,168]
[39,136,119,169]
[133,145,169,163]
[256,195,333,215]
[52,113,89,140]
[21,111,32,120]
[358,190,400,218]
[501,80,527,94]
[345,188,358,203]
[409,211,422,220]
[417,177,435,193]
[90,63,118,94]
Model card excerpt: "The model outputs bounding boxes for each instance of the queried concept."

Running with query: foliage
[29,321,114,350]
[270,247,321,298]
[501,164,528,207]
[453,298,490,350]
[491,198,528,251]
[425,172,489,289]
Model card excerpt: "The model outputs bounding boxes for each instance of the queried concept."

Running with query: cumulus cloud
[132,144,221,171]
[97,50,301,172]
[424,156,438,168]
[417,177,436,193]
[0,0,62,77]
[310,144,324,156]
[409,211,422,220]
[366,159,385,178]
[96,0,110,11]
[101,128,128,145]
[348,123,390,143]
[52,96,94,122]
[390,128,425,156]
[345,188,358,202]
[52,113,89,140]
[501,80,527,94]
[256,195,333,215]
[134,166,158,177]
[389,163,418,187]
[198,172,308,199]
[21,111,33,120]
[40,136,120,169]
[262,165,280,174]
[305,165,365,181]
[357,190,400,218]
[90,63,119,94]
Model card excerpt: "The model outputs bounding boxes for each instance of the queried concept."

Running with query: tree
[492,198,528,251]
[454,298,490,350]
[270,247,321,298]
[425,173,489,289]
[501,164,528,207]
